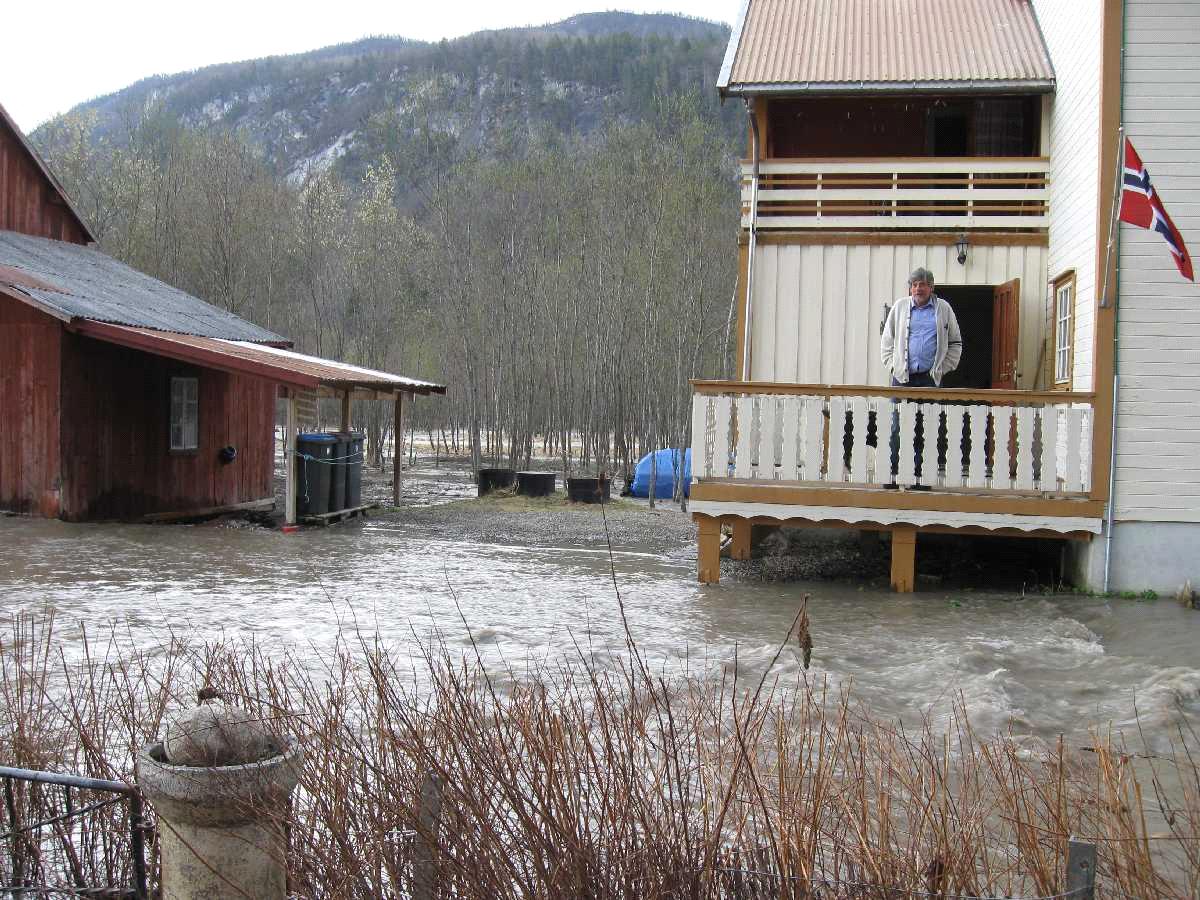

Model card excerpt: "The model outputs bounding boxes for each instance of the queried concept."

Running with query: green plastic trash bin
[342,433,364,509]
[296,433,336,516]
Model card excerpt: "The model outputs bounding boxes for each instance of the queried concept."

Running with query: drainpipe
[1100,130,1123,593]
[1102,8,1129,593]
[742,99,761,382]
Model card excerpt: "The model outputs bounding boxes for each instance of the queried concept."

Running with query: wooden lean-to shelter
[0,101,444,523]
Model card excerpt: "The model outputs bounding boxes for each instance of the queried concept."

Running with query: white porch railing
[690,384,1093,496]
[741,157,1050,230]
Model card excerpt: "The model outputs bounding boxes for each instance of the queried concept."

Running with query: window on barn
[1052,273,1075,386]
[170,377,199,450]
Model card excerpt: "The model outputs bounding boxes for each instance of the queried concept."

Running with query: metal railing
[691,382,1095,496]
[741,156,1050,231]
[1,766,148,899]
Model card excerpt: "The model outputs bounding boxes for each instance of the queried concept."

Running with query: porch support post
[730,519,752,561]
[340,390,351,432]
[890,526,916,592]
[392,391,406,507]
[284,389,298,526]
[697,514,721,584]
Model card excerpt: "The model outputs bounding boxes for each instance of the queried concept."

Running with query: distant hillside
[37,12,738,184]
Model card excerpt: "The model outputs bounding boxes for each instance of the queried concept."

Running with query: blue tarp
[630,448,691,499]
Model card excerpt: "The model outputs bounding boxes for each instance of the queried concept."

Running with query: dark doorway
[937,285,994,389]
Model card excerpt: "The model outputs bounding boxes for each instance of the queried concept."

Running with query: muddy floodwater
[1,471,1198,754]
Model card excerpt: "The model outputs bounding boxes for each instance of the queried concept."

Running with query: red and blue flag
[1119,137,1193,281]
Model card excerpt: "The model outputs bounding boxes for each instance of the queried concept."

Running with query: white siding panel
[748,243,1045,388]
[753,243,782,381]
[800,246,824,382]
[1113,0,1200,523]
[822,245,848,383]
[775,247,802,383]
[1034,0,1104,393]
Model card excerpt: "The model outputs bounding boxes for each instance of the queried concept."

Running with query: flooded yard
[2,462,1197,753]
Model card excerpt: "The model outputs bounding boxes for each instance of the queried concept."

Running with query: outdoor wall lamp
[955,233,969,266]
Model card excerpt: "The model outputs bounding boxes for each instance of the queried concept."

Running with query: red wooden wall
[58,333,276,521]
[0,119,89,243]
[0,299,63,516]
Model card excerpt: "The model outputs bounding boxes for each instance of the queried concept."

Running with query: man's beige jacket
[879,295,963,386]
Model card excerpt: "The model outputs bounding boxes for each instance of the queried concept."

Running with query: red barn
[0,102,443,522]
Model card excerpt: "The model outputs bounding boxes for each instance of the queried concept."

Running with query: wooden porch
[689,380,1104,591]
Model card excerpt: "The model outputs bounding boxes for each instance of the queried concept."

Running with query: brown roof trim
[0,282,72,322]
[0,102,97,243]
[722,79,1055,96]
[70,320,447,395]
[72,320,321,387]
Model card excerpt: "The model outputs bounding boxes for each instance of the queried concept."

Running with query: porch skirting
[689,500,1103,535]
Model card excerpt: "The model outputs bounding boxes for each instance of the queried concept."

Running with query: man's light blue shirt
[907,299,938,374]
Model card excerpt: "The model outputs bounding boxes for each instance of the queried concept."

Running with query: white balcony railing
[741,157,1050,231]
[691,384,1093,497]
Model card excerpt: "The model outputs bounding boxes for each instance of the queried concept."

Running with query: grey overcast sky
[2,1,737,132]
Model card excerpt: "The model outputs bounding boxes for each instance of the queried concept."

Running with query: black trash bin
[329,433,348,512]
[342,433,365,509]
[295,433,336,516]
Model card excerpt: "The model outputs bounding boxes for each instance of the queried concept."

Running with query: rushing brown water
[1,498,1197,754]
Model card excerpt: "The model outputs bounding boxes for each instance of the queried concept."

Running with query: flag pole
[1101,124,1124,593]
[1099,126,1124,309]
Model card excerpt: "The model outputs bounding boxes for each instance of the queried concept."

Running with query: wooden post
[284,390,298,526]
[340,390,351,433]
[412,771,442,900]
[392,391,406,507]
[890,526,916,592]
[730,519,752,561]
[1066,838,1097,900]
[697,514,721,584]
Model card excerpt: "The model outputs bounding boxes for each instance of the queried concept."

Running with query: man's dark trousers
[889,371,936,480]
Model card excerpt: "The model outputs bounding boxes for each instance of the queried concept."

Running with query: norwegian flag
[1119,138,1194,281]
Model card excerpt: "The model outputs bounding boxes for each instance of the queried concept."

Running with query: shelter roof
[0,229,286,343]
[73,321,446,395]
[0,102,96,242]
[718,0,1055,96]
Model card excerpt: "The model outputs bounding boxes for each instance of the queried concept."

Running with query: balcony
[741,157,1050,231]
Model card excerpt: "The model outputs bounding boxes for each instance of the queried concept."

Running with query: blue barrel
[342,433,365,509]
[295,433,336,516]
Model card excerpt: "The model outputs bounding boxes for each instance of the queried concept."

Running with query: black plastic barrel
[343,433,365,509]
[567,477,611,504]
[329,433,348,512]
[296,433,336,516]
[477,468,516,496]
[516,471,555,497]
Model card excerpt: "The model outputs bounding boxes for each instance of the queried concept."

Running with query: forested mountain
[39,12,739,185]
[29,13,742,483]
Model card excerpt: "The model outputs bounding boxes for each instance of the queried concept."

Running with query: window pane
[170,377,199,450]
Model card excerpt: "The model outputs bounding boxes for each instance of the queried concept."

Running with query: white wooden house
[690,0,1199,593]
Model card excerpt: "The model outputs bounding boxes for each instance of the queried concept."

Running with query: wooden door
[990,278,1020,390]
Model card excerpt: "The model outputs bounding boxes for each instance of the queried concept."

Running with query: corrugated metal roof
[76,321,446,394]
[0,229,285,343]
[720,0,1055,94]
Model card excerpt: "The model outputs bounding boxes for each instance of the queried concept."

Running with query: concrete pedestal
[138,741,302,900]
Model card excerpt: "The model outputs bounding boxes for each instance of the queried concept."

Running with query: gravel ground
[384,495,698,555]
[375,459,891,581]
[272,454,1061,588]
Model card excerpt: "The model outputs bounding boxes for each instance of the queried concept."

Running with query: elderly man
[880,267,963,486]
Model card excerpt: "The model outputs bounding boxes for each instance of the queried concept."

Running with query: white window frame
[1053,275,1074,386]
[170,376,199,451]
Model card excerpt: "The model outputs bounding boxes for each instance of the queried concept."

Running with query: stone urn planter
[137,699,302,900]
